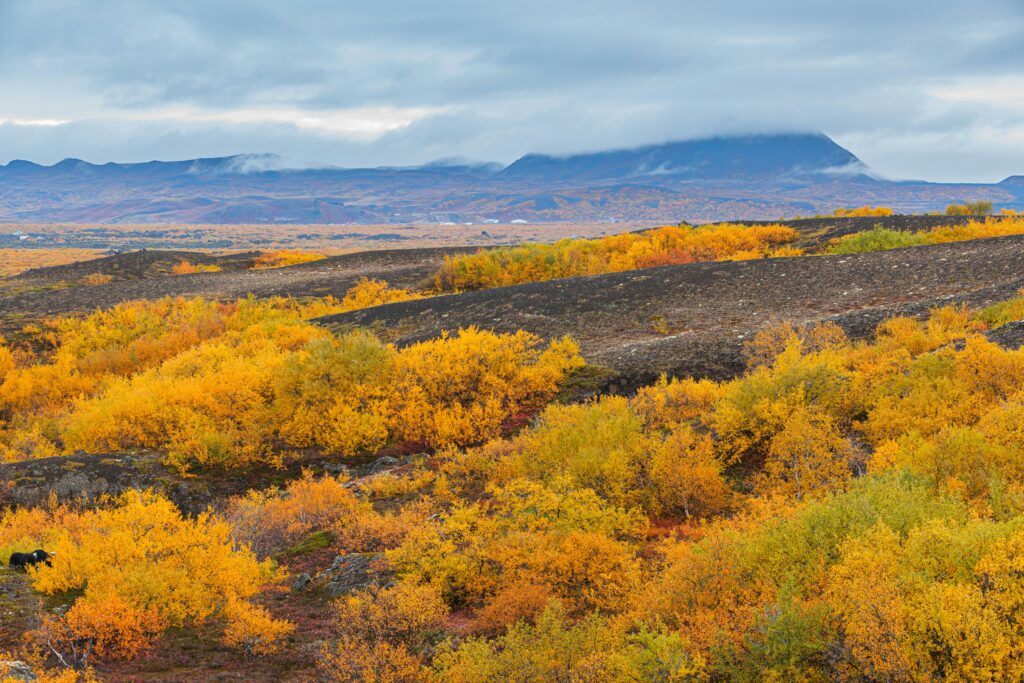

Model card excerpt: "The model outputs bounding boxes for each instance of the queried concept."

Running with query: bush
[339,278,423,311]
[1,490,292,660]
[225,470,364,556]
[825,226,926,254]
[171,261,221,275]
[1,294,582,470]
[833,206,894,217]
[946,200,993,216]
[252,250,326,269]
[434,223,800,291]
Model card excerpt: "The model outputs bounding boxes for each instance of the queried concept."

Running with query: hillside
[314,234,1024,388]
[7,219,1024,681]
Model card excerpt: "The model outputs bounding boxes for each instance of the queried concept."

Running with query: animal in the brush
[7,549,54,571]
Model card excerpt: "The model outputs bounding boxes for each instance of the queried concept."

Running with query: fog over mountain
[1,134,1020,224]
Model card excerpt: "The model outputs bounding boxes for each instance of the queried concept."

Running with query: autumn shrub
[225,470,364,556]
[641,473,967,668]
[828,215,1024,254]
[0,649,98,683]
[0,490,292,660]
[252,250,326,269]
[827,519,1024,680]
[0,292,581,468]
[339,277,423,311]
[385,328,583,449]
[431,602,707,683]
[825,226,926,254]
[465,392,731,518]
[648,425,732,518]
[171,260,221,275]
[505,398,655,507]
[946,200,992,216]
[742,321,849,370]
[861,336,1024,447]
[710,336,858,469]
[434,223,800,291]
[833,206,894,217]
[630,375,722,430]
[975,290,1024,328]
[318,580,447,682]
[388,479,645,618]
[78,273,113,285]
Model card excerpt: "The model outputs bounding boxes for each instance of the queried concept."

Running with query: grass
[826,217,1024,255]
[825,227,927,254]
[975,292,1024,329]
[285,530,336,557]
[0,248,106,277]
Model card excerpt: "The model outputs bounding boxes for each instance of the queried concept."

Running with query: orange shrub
[1,490,292,660]
[171,260,221,275]
[225,470,364,556]
[434,223,800,290]
[833,206,894,217]
[1,292,581,470]
[253,250,326,269]
[79,273,113,285]
[340,277,423,311]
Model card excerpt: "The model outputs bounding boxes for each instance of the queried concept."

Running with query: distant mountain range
[1,133,1021,224]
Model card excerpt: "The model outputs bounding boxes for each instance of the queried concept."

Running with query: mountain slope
[499,133,867,181]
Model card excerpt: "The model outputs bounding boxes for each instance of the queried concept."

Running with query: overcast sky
[1,0,1022,181]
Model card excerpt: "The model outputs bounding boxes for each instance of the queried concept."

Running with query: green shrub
[825,227,927,254]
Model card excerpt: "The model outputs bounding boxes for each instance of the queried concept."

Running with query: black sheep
[7,549,54,571]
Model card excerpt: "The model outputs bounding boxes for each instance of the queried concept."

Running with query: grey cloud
[0,0,1022,181]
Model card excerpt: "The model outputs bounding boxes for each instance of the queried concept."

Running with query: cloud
[0,0,1022,181]
[0,118,69,127]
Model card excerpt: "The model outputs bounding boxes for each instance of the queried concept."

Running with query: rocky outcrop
[0,661,37,682]
[316,553,394,597]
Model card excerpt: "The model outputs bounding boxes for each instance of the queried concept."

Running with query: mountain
[500,133,867,181]
[0,134,1020,224]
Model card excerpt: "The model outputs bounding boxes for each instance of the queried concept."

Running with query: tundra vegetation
[5,219,1024,679]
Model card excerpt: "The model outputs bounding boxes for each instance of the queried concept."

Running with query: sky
[1,0,1022,182]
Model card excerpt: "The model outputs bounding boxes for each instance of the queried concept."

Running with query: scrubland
[5,215,1024,680]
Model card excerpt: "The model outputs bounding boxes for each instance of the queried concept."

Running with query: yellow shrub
[225,470,364,556]
[171,261,221,275]
[631,375,723,430]
[79,273,114,285]
[833,206,894,217]
[388,479,645,613]
[386,328,584,449]
[3,490,292,660]
[434,223,799,291]
[649,426,732,518]
[507,397,655,507]
[2,292,579,469]
[253,250,326,269]
[340,278,423,311]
